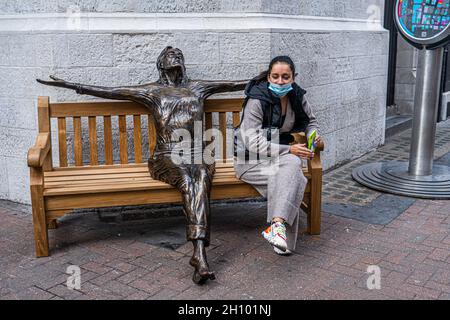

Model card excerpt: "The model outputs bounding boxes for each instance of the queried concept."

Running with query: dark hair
[253,56,296,83]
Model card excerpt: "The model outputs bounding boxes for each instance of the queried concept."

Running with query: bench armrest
[290,132,324,171]
[28,133,51,168]
[310,152,323,171]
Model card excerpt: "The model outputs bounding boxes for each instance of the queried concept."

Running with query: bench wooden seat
[28,96,323,257]
[44,163,312,196]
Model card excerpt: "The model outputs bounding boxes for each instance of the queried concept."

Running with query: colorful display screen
[397,0,450,40]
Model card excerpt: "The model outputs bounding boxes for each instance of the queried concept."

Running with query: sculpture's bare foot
[190,240,215,285]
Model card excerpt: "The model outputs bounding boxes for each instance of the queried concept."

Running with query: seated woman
[234,56,323,255]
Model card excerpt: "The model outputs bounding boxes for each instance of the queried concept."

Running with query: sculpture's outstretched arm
[36,75,147,102]
[199,79,249,98]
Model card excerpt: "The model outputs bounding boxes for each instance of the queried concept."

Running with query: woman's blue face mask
[268,82,293,97]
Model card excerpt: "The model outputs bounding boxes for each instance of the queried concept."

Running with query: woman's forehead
[270,63,292,74]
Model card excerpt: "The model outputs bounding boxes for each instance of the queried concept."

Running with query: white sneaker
[273,246,292,255]
[262,222,288,252]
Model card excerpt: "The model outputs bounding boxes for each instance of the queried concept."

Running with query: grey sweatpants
[235,153,308,251]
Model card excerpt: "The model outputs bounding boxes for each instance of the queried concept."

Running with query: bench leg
[31,185,49,257]
[308,172,322,235]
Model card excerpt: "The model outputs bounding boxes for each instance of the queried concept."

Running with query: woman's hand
[315,135,324,149]
[289,143,314,159]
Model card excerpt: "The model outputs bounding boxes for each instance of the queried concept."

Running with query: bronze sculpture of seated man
[37,46,248,284]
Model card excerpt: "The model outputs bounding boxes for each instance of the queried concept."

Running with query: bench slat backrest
[42,97,243,168]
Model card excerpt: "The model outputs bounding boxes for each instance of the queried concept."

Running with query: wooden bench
[28,96,324,257]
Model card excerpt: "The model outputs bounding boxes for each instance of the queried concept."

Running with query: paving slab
[1,120,450,300]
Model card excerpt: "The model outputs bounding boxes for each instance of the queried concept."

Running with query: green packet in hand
[307,129,316,153]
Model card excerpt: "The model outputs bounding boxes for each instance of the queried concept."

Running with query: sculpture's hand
[48,75,65,82]
[36,75,82,93]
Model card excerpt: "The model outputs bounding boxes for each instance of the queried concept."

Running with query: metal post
[351,1,450,199]
[408,47,444,176]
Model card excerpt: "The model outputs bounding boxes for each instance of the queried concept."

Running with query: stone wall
[0,0,388,204]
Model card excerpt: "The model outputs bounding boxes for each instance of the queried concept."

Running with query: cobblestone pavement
[323,120,450,206]
[1,121,449,300]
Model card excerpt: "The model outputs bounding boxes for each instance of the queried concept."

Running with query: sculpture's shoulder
[124,82,163,98]
[187,80,208,95]
[134,82,160,91]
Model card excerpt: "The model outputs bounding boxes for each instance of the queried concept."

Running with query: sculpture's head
[156,46,188,85]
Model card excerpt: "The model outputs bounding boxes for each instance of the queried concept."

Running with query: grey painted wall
[262,0,384,19]
[1,0,383,18]
[0,1,389,204]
